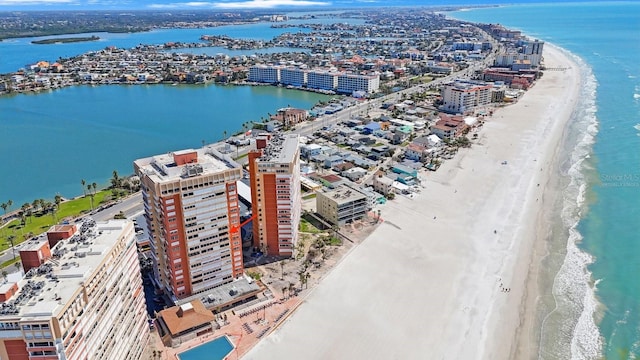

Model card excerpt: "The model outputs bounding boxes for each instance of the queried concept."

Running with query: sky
[0,0,613,11]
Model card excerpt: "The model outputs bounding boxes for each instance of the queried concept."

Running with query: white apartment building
[441,80,492,114]
[306,70,339,91]
[280,68,307,87]
[0,219,149,360]
[248,65,280,83]
[337,73,380,94]
[134,148,244,302]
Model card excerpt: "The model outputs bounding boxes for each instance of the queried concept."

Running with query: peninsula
[31,35,100,44]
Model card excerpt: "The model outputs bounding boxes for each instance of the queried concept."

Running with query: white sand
[243,45,581,360]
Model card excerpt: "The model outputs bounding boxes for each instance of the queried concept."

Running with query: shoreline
[243,44,582,359]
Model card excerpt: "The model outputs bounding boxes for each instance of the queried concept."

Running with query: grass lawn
[299,218,322,234]
[0,190,110,252]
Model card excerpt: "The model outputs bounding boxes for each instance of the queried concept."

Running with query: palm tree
[54,194,62,209]
[280,261,285,280]
[88,187,95,210]
[1,271,7,283]
[111,170,120,189]
[0,203,7,216]
[282,286,288,300]
[31,199,39,214]
[223,130,227,141]
[6,200,12,213]
[6,234,16,261]
[91,182,97,195]
[81,179,86,197]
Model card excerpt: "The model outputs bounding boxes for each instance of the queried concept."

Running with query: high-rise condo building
[134,148,244,302]
[248,134,301,257]
[0,219,149,360]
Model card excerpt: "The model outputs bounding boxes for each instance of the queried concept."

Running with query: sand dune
[243,45,581,360]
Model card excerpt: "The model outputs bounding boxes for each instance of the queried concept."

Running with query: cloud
[0,0,76,5]
[149,0,331,9]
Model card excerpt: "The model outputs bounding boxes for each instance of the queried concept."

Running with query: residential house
[373,174,394,196]
[342,167,367,182]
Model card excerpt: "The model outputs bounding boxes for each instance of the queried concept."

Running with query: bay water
[452,3,640,359]
[0,83,329,207]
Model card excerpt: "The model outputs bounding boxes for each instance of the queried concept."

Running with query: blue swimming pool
[178,335,234,360]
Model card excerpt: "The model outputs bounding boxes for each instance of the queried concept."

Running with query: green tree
[0,203,7,216]
[111,170,121,189]
[81,179,86,197]
[92,182,97,195]
[6,234,16,261]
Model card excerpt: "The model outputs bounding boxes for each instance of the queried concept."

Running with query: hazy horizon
[0,0,621,12]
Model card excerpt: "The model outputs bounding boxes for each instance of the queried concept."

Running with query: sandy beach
[243,44,581,360]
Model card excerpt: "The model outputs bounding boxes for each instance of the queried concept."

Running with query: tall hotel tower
[134,148,244,302]
[248,134,301,257]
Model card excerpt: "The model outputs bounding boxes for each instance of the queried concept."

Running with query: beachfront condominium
[248,133,301,257]
[0,219,149,360]
[441,80,492,114]
[316,185,368,226]
[134,148,244,302]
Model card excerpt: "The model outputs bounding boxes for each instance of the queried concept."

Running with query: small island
[32,35,100,45]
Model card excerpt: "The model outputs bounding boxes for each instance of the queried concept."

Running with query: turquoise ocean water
[453,2,640,359]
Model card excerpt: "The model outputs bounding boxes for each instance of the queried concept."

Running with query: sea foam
[560,52,602,360]
[540,48,603,360]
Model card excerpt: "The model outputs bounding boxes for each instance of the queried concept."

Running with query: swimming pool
[178,335,234,360]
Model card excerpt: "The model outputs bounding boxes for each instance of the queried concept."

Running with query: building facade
[134,148,244,302]
[336,74,380,94]
[248,134,301,257]
[316,185,368,226]
[248,65,280,84]
[279,68,307,87]
[306,71,339,91]
[441,80,492,114]
[0,219,148,360]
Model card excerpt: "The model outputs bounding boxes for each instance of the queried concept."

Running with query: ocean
[1,4,638,358]
[452,2,640,359]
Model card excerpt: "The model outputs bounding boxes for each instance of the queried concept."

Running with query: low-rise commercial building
[316,185,368,226]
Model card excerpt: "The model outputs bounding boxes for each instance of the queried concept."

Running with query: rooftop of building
[320,184,367,205]
[134,147,239,183]
[257,133,299,164]
[19,237,49,251]
[175,276,262,310]
[0,219,132,320]
[157,300,215,336]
